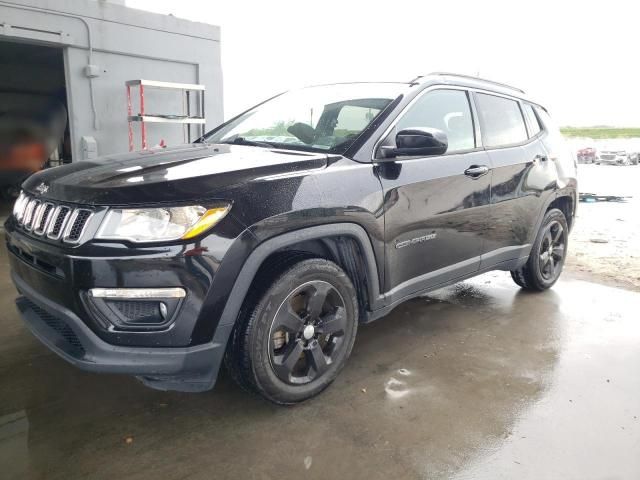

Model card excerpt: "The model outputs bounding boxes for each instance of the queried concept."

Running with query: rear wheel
[511,208,568,291]
[225,258,358,404]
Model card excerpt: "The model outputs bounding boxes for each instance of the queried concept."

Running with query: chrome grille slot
[47,206,71,239]
[24,199,41,230]
[31,202,47,233]
[63,209,93,243]
[13,192,28,223]
[12,192,94,244]
[34,203,55,235]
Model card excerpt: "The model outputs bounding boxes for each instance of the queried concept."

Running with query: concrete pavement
[0,237,638,479]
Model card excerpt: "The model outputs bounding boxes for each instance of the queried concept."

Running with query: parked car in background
[596,149,634,165]
[576,147,597,164]
[5,73,577,404]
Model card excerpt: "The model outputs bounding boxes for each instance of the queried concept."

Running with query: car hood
[22,144,330,205]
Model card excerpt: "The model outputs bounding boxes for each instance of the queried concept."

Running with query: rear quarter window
[476,93,528,148]
[534,106,565,145]
[522,103,542,137]
[534,106,558,133]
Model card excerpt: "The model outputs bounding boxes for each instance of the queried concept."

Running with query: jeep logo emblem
[35,183,49,195]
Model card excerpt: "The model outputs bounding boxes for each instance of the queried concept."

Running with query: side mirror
[380,127,448,159]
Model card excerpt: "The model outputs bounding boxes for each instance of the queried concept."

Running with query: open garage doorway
[0,40,70,222]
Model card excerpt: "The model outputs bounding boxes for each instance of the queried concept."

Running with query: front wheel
[511,208,569,291]
[225,258,358,404]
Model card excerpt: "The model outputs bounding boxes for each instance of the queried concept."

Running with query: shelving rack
[126,79,206,151]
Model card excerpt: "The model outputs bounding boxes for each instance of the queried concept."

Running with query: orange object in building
[0,141,47,174]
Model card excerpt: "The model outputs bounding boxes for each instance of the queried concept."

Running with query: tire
[511,208,569,291]
[225,258,358,405]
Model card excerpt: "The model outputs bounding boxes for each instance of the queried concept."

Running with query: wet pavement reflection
[1,253,639,478]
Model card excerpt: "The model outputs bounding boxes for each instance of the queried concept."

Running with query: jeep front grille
[13,193,94,244]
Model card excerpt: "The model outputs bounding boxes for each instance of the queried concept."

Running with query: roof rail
[426,72,526,94]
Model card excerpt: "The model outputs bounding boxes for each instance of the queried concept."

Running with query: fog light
[85,288,185,331]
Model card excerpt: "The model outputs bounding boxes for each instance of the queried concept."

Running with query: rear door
[376,88,492,302]
[474,93,550,267]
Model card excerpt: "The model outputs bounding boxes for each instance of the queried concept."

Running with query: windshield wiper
[220,137,276,148]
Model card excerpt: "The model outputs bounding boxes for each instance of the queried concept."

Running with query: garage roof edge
[1,0,220,42]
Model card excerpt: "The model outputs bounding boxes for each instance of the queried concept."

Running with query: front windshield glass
[202,83,405,154]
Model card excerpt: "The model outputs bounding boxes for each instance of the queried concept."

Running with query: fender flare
[217,223,383,328]
[528,189,576,245]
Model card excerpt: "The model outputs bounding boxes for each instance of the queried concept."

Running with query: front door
[376,88,492,302]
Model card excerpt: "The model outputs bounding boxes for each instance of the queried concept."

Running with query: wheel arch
[546,192,575,230]
[529,190,576,246]
[218,223,383,330]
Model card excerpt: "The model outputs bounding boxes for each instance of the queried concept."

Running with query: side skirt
[364,255,529,323]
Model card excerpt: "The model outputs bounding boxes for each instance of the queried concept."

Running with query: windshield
[202,83,404,154]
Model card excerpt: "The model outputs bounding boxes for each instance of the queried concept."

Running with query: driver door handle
[464,165,490,178]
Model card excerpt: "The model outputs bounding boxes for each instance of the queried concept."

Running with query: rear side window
[396,89,475,153]
[476,93,528,148]
[522,103,542,137]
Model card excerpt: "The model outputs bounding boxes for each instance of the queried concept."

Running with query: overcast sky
[127,0,639,127]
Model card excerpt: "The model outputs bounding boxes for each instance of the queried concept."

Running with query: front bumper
[3,207,253,392]
[12,271,230,392]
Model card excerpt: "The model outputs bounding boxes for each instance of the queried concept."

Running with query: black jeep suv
[5,73,577,404]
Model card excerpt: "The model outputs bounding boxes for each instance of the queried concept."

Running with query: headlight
[96,204,231,243]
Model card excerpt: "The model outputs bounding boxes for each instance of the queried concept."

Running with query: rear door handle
[464,165,490,178]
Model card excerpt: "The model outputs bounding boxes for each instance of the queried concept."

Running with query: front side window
[202,84,403,154]
[396,89,475,153]
[476,93,528,148]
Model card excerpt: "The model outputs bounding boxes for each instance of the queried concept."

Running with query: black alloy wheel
[225,258,358,404]
[537,220,566,281]
[511,208,569,291]
[269,281,347,385]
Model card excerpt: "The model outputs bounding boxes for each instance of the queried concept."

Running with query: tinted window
[476,93,528,147]
[397,89,475,153]
[522,103,542,137]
